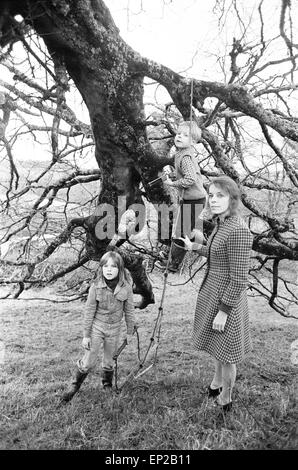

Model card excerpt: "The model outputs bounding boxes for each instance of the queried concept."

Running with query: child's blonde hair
[177,120,202,143]
[97,251,132,285]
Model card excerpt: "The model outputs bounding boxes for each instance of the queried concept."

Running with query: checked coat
[193,215,253,363]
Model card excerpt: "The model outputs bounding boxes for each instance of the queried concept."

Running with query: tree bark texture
[0,0,297,307]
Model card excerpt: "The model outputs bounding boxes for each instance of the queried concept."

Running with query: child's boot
[102,369,114,389]
[61,367,88,402]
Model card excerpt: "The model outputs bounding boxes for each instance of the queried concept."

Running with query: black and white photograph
[0,0,297,455]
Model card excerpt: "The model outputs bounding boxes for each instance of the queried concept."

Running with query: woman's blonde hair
[206,175,241,217]
[97,251,132,285]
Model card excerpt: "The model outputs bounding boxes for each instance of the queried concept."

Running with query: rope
[113,77,195,391]
[177,77,194,274]
[113,254,173,391]
[113,203,183,392]
[189,78,193,146]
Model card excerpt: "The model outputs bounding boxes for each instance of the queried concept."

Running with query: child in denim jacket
[62,251,135,402]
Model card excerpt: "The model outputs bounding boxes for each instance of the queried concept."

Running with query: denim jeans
[78,318,122,373]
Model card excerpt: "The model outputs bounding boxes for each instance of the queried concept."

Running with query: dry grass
[0,271,298,450]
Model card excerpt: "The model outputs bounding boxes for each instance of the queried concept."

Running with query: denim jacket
[84,275,135,337]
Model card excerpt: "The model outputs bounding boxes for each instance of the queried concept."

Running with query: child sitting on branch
[156,120,207,272]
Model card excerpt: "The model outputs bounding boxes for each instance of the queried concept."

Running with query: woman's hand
[212,311,228,332]
[82,337,91,350]
[190,228,205,245]
[181,234,193,251]
[180,235,203,251]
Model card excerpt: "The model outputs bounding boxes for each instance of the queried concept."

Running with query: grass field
[0,270,298,450]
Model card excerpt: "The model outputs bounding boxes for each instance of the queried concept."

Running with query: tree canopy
[0,0,297,316]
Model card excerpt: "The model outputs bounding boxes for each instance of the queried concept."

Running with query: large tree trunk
[0,0,297,311]
[2,0,162,306]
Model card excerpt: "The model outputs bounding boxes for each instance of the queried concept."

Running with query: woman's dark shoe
[216,398,233,412]
[207,385,222,398]
[222,402,232,412]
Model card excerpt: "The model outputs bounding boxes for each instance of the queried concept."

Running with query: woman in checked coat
[183,175,253,411]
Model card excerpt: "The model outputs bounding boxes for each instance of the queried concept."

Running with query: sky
[0,0,294,166]
[78,0,287,111]
[106,0,217,74]
[105,0,282,78]
[105,0,230,105]
[2,0,223,163]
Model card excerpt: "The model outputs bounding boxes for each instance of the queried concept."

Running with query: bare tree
[0,0,297,316]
